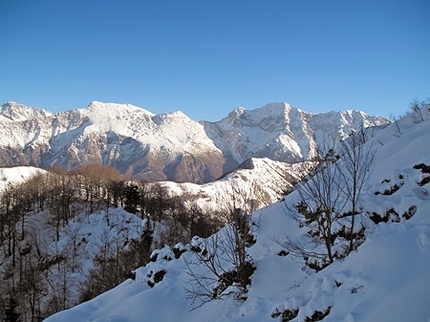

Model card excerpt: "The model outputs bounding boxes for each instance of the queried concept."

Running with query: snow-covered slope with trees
[45,108,430,321]
[0,158,308,320]
[0,101,388,183]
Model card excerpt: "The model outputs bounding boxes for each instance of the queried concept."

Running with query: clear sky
[1,0,429,121]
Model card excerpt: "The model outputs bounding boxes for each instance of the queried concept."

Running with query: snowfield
[45,110,430,321]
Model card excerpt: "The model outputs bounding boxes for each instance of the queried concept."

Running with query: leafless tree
[408,98,429,123]
[280,128,376,268]
[185,208,255,308]
[279,145,347,268]
[140,183,170,222]
[185,199,223,239]
[390,113,402,134]
[159,195,189,246]
[299,150,346,263]
[338,126,375,251]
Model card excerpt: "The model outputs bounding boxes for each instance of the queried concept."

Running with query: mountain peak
[226,106,246,119]
[259,101,293,112]
[85,101,154,115]
[1,101,52,121]
[223,103,293,124]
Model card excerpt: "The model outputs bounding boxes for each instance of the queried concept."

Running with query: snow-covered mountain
[0,101,225,183]
[45,108,430,322]
[203,102,387,170]
[0,101,388,183]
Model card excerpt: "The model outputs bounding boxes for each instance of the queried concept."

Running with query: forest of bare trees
[0,164,224,321]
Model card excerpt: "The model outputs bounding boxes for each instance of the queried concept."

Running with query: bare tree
[279,146,347,269]
[159,195,189,246]
[338,127,375,252]
[408,98,429,123]
[185,199,223,239]
[299,150,346,263]
[48,172,76,241]
[280,128,376,269]
[185,208,255,308]
[107,179,124,209]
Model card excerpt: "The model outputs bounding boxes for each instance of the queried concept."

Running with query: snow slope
[45,111,430,321]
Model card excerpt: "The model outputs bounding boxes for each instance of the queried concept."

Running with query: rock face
[0,101,388,183]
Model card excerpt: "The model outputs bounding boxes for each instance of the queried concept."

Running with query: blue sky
[1,1,429,121]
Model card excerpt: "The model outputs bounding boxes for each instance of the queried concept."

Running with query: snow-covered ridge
[84,101,154,115]
[0,101,53,122]
[160,157,306,212]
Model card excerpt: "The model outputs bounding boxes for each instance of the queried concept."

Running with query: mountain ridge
[0,101,389,183]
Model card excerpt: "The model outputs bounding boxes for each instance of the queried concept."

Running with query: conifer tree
[124,184,140,214]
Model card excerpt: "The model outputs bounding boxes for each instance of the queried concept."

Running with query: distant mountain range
[0,101,389,183]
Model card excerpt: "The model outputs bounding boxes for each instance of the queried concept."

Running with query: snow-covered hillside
[0,101,388,183]
[160,157,307,213]
[0,166,46,191]
[45,110,430,321]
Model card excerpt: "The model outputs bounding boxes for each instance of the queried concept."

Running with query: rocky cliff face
[0,101,388,182]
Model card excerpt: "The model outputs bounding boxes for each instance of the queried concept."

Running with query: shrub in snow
[403,205,417,220]
[172,243,187,259]
[407,98,429,123]
[185,209,256,307]
[414,163,430,186]
[304,306,331,322]
[277,249,289,257]
[150,246,174,262]
[147,270,167,288]
[213,261,256,300]
[271,307,299,321]
[374,181,404,196]
[279,130,378,269]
